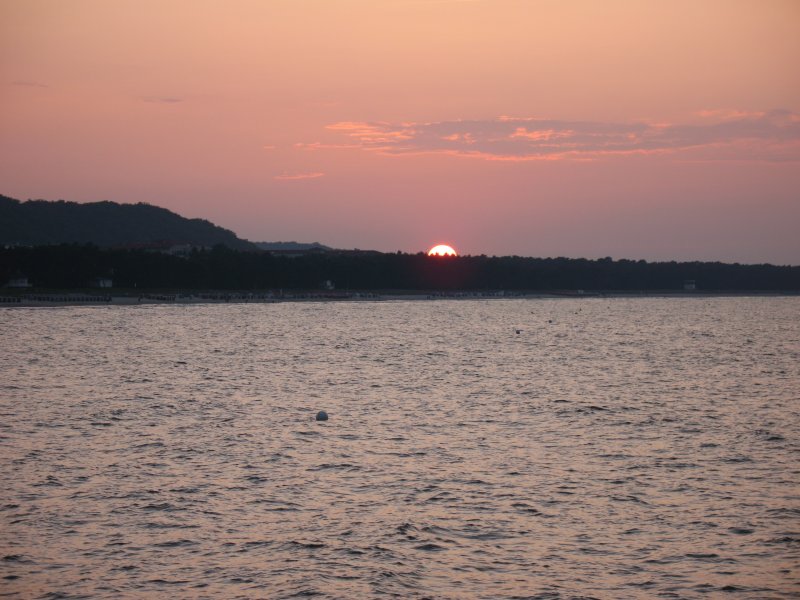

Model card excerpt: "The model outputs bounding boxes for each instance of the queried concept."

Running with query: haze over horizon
[2,0,799,264]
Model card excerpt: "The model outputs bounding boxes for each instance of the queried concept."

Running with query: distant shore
[1,289,798,307]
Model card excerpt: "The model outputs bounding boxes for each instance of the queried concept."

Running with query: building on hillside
[267,247,328,258]
[118,241,206,256]
[166,244,198,257]
[5,276,31,288]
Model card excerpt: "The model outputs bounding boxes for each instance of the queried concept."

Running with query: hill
[0,194,255,250]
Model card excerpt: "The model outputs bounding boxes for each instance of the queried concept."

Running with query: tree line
[2,244,798,292]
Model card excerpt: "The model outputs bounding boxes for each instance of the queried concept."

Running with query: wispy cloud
[10,80,49,88]
[142,96,183,104]
[309,110,800,162]
[694,108,766,121]
[274,172,325,181]
[400,0,485,3]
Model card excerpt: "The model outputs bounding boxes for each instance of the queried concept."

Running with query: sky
[1,0,799,263]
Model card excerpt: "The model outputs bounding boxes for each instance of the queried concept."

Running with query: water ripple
[1,297,798,598]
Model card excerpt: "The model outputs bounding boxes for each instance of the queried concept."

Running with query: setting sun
[428,244,458,257]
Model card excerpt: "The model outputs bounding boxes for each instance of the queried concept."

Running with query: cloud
[142,96,183,104]
[694,108,767,121]
[295,141,363,150]
[401,0,485,3]
[10,80,48,88]
[274,172,325,181]
[314,110,800,162]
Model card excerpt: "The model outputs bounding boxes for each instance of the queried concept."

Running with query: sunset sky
[1,0,799,263]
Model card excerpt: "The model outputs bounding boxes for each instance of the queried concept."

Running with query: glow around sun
[428,244,458,256]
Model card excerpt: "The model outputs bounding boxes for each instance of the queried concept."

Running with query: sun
[428,244,458,257]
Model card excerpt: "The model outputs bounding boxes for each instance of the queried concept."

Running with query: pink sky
[1,0,799,263]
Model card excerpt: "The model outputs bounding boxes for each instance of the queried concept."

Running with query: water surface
[1,298,798,598]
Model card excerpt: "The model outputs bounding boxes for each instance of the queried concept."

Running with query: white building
[6,277,31,288]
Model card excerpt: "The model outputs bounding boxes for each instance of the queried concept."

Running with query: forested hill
[0,195,255,250]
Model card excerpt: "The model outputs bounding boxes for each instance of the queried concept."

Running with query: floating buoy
[515,329,521,334]
[315,411,329,421]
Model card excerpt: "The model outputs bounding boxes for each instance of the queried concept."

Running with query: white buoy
[315,411,329,421]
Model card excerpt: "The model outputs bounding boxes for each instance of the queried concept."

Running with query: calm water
[1,298,798,599]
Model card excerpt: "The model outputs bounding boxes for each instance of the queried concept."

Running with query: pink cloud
[274,172,325,181]
[510,128,574,141]
[695,109,765,121]
[142,96,183,104]
[10,80,49,88]
[314,111,800,162]
[325,121,416,144]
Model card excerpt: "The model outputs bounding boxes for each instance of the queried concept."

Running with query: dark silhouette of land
[2,194,798,293]
[253,241,331,252]
[2,244,798,293]
[0,194,255,250]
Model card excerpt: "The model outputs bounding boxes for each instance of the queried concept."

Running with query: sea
[0,297,798,599]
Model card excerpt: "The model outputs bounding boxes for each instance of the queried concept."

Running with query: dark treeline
[2,244,799,291]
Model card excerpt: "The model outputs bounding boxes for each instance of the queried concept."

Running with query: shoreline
[1,290,798,307]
